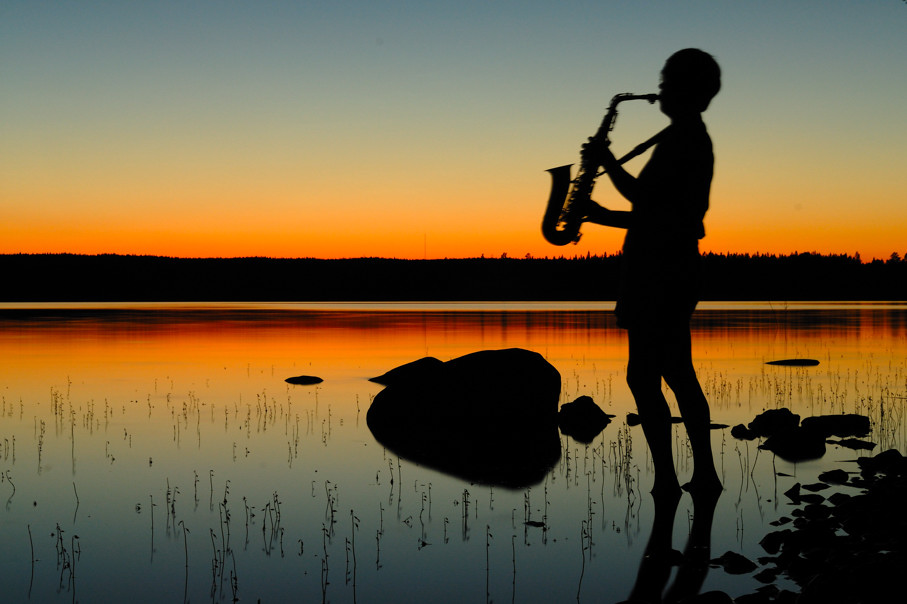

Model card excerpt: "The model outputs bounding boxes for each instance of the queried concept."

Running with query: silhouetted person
[583,49,722,498]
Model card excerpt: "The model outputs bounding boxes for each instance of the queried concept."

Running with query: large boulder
[366,348,562,488]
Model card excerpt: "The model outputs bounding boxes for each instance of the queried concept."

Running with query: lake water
[1,302,905,603]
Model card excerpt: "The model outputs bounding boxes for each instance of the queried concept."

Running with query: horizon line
[1,250,903,263]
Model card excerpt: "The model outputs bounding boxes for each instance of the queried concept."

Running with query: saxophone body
[542,93,659,246]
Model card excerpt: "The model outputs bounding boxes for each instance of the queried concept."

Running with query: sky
[2,1,905,260]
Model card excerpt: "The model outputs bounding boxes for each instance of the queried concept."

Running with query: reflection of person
[619,488,721,603]
[583,49,722,497]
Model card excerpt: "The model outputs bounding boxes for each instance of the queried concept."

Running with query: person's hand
[580,199,608,223]
[580,136,613,166]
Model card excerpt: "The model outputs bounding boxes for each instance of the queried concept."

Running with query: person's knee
[626,365,654,398]
[662,361,697,394]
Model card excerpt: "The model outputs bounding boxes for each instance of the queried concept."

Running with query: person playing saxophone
[582,48,722,498]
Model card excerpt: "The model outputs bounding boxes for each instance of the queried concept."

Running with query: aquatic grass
[346,509,360,595]
[52,522,78,593]
[4,469,15,509]
[485,524,492,601]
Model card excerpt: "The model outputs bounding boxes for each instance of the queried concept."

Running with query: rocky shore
[727,448,907,603]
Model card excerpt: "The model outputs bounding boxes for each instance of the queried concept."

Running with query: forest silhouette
[2,252,905,302]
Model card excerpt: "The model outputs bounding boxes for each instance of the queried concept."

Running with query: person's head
[658,49,721,118]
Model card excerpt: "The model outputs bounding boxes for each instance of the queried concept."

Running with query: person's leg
[661,324,721,494]
[627,327,680,497]
[619,489,682,603]
[663,486,721,603]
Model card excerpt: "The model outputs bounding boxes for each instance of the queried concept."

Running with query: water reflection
[0,303,904,603]
[621,489,721,603]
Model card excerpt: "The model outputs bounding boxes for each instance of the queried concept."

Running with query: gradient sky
[2,1,905,259]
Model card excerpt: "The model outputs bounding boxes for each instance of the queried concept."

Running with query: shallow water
[1,302,905,603]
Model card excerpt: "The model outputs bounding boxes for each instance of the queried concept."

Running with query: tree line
[1,252,904,302]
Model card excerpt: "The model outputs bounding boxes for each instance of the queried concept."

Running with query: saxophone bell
[542,164,581,246]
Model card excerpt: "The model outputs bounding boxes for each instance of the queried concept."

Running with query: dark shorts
[614,252,701,330]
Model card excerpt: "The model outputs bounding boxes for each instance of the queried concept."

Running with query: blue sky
[2,1,905,258]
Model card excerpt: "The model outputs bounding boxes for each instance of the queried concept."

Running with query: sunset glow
[3,1,905,260]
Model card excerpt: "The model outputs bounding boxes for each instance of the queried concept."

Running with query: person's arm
[599,146,643,204]
[582,137,644,204]
[583,201,632,229]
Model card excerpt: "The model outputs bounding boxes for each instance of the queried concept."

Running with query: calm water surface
[1,302,905,603]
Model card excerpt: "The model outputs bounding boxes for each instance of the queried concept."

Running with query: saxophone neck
[595,93,659,141]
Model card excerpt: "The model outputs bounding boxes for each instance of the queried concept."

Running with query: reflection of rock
[760,426,826,462]
[285,375,323,385]
[558,396,614,443]
[366,348,562,488]
[827,438,876,451]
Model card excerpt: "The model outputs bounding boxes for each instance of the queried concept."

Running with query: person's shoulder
[663,120,711,155]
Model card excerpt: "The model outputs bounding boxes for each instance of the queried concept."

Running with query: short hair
[662,49,721,112]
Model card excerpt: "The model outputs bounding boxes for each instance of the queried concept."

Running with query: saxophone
[542,93,663,246]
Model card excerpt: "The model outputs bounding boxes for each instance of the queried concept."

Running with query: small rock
[731,423,757,440]
[769,516,792,527]
[827,492,852,506]
[857,449,906,476]
[748,408,800,437]
[710,550,758,574]
[753,567,781,583]
[625,412,681,427]
[801,414,870,438]
[765,358,819,366]
[558,396,614,443]
[285,375,323,385]
[783,483,801,504]
[759,530,788,555]
[817,469,849,484]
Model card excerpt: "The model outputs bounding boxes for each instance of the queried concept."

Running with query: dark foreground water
[1,302,904,603]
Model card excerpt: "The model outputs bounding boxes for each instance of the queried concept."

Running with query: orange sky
[2,2,905,260]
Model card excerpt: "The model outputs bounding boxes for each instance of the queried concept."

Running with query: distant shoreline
[2,253,905,302]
